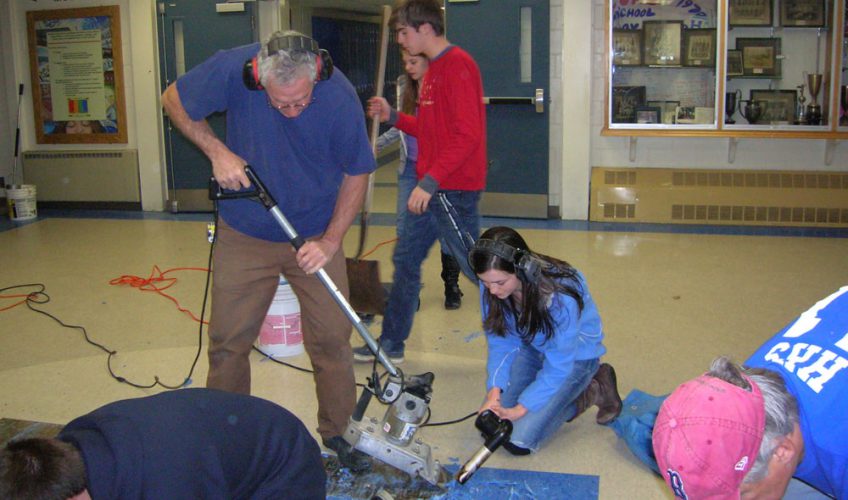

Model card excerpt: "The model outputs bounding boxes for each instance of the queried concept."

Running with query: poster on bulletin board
[26,5,127,144]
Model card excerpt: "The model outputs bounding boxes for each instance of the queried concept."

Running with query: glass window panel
[520,7,532,83]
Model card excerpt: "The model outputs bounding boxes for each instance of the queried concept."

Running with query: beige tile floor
[1,163,846,499]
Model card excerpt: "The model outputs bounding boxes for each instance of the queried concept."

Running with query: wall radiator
[590,167,848,228]
[22,150,140,204]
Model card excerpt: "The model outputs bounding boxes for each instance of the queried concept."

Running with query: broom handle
[11,84,24,187]
[355,5,391,259]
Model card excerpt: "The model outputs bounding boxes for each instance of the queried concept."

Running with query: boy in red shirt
[354,0,487,363]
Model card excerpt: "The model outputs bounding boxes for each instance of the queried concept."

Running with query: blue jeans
[396,158,418,225]
[396,158,449,252]
[500,347,599,452]
[380,189,481,349]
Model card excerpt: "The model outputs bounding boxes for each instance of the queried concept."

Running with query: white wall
[127,1,167,211]
[559,1,593,220]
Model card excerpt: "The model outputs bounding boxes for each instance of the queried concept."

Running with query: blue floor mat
[324,456,598,500]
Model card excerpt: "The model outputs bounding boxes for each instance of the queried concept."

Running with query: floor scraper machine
[212,166,449,486]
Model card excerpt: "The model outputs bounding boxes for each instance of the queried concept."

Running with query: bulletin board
[26,6,127,144]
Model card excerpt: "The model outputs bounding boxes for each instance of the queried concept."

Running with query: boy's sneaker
[352,339,404,364]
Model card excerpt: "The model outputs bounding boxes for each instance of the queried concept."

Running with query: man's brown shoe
[593,363,623,425]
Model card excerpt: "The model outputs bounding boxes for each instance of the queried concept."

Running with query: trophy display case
[605,0,848,138]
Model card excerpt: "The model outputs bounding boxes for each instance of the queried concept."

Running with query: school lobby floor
[2,162,846,498]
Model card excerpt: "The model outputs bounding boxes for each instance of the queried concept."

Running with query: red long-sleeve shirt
[394,46,487,191]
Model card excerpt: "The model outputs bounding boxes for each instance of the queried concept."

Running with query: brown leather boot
[566,379,599,423]
[593,363,623,425]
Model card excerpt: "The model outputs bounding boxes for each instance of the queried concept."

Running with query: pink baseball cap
[652,374,765,499]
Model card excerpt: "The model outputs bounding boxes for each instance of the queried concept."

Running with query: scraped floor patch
[2,419,597,500]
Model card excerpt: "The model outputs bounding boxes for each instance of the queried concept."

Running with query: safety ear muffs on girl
[469,238,543,283]
[243,34,334,91]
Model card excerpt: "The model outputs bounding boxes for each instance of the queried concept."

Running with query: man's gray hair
[256,30,318,87]
[706,356,799,484]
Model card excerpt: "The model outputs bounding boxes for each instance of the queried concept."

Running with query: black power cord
[3,200,475,424]
[3,279,206,389]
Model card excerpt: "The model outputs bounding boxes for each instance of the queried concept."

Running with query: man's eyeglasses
[267,96,316,112]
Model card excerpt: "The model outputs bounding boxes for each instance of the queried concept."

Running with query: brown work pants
[207,220,356,439]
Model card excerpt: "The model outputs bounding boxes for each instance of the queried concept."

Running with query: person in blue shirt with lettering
[653,286,848,499]
[468,226,623,454]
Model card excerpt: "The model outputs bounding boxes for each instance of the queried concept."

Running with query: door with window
[446,0,550,218]
[158,1,256,212]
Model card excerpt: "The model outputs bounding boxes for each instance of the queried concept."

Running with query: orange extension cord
[359,237,397,259]
[0,292,29,312]
[108,265,210,325]
[1,237,398,318]
[101,235,397,322]
[0,267,210,323]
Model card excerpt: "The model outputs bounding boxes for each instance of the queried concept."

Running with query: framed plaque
[727,50,744,77]
[729,0,774,27]
[613,29,643,66]
[612,86,647,123]
[780,0,826,27]
[642,21,683,66]
[736,37,781,78]
[750,89,798,124]
[682,29,716,68]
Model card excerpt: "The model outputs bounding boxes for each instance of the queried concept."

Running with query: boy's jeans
[379,189,481,351]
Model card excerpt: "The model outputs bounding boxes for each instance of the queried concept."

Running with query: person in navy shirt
[0,389,325,499]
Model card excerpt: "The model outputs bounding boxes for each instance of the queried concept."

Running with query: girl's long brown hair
[399,72,420,115]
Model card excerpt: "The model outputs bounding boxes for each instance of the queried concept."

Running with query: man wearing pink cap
[653,286,848,499]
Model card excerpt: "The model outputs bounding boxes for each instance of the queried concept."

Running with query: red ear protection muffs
[469,238,544,284]
[243,34,334,91]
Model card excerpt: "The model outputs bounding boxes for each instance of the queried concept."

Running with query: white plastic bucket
[7,184,37,221]
[256,276,304,358]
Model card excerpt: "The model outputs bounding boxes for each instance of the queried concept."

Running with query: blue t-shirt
[746,286,848,499]
[176,43,375,242]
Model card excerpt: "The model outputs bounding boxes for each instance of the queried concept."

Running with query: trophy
[805,72,823,125]
[739,99,765,124]
[725,89,741,124]
[796,84,806,125]
[840,85,848,126]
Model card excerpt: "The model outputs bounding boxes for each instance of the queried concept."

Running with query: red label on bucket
[259,312,302,346]
[256,278,303,357]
